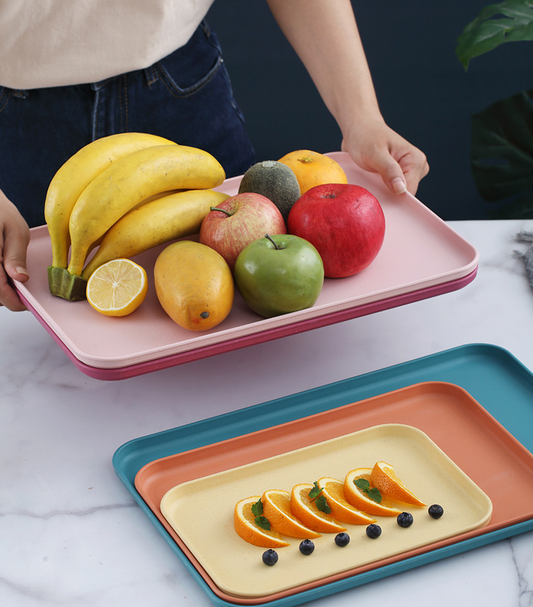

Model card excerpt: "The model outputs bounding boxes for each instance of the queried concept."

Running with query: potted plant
[456,0,533,217]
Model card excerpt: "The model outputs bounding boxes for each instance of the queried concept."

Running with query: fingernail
[391,178,407,194]
[15,266,29,277]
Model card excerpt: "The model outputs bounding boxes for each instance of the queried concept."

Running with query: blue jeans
[0,21,255,228]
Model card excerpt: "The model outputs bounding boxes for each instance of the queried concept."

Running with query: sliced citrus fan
[317,477,376,525]
[86,258,148,317]
[234,496,290,548]
[344,468,402,517]
[262,489,321,539]
[290,483,346,533]
[370,461,426,507]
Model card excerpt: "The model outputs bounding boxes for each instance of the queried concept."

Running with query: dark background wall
[206,1,532,220]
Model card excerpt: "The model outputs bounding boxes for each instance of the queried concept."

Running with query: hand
[341,118,429,196]
[0,190,30,311]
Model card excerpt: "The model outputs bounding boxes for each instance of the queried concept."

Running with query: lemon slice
[86,258,148,316]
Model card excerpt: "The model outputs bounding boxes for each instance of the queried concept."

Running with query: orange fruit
[278,149,348,195]
[370,461,426,507]
[343,468,402,517]
[290,483,346,533]
[234,496,290,548]
[86,258,148,316]
[317,477,376,525]
[154,240,234,331]
[262,489,321,538]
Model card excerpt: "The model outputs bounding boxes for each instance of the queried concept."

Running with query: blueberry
[299,539,315,555]
[335,532,350,547]
[397,512,414,528]
[428,504,444,519]
[262,549,278,566]
[366,524,382,539]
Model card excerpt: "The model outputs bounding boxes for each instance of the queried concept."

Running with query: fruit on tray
[278,149,347,195]
[234,496,290,548]
[46,138,225,301]
[289,483,347,533]
[81,189,229,279]
[45,132,176,272]
[237,160,301,223]
[343,468,403,516]
[370,461,426,507]
[234,234,324,318]
[154,240,234,331]
[316,477,376,525]
[86,258,148,317]
[288,183,386,278]
[262,489,321,539]
[234,462,432,548]
[199,192,286,270]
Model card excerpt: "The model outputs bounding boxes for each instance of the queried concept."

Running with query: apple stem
[210,206,233,217]
[265,234,282,250]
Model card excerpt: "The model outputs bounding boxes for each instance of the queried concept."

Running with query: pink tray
[15,152,478,380]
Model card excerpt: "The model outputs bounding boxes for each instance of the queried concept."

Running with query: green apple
[234,234,324,318]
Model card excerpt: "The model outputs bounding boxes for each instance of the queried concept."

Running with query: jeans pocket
[153,22,226,99]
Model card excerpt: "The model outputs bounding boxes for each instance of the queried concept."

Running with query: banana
[45,132,177,270]
[67,144,225,277]
[81,189,229,279]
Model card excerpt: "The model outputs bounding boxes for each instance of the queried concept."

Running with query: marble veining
[1,220,532,607]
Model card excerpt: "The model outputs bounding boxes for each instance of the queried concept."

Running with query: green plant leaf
[456,0,533,69]
[470,89,533,217]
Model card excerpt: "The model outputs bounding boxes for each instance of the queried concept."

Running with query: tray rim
[113,344,533,607]
[17,267,477,381]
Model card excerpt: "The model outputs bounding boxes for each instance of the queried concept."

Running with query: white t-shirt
[0,0,215,90]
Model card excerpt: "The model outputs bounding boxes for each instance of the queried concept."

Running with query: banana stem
[47,267,88,301]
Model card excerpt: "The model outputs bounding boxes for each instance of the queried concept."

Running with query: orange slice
[234,496,290,548]
[317,477,376,525]
[290,483,346,533]
[86,258,148,316]
[370,461,426,507]
[262,489,321,538]
[344,468,402,517]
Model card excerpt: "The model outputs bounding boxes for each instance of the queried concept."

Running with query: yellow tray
[160,423,492,599]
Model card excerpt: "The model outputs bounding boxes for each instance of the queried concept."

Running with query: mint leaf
[308,481,324,500]
[315,494,331,514]
[353,478,382,503]
[367,487,382,504]
[354,478,370,492]
[254,515,271,531]
[251,498,263,517]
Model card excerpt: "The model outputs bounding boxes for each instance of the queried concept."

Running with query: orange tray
[133,381,533,605]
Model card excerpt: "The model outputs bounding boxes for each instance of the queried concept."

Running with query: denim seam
[155,55,224,99]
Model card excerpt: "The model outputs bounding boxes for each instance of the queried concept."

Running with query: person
[0,0,429,311]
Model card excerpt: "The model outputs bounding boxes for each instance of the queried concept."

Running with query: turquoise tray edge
[112,343,533,606]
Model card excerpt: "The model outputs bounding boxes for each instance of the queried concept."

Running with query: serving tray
[15,152,478,380]
[113,344,533,606]
[157,421,493,601]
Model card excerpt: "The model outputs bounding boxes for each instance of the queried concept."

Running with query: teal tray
[113,343,533,606]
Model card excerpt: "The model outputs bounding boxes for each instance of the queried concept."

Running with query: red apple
[287,183,385,278]
[199,192,287,269]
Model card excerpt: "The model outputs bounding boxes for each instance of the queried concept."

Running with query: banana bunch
[45,132,227,300]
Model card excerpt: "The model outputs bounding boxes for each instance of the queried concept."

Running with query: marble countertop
[1,219,532,607]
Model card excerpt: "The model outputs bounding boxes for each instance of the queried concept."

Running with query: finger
[0,270,28,311]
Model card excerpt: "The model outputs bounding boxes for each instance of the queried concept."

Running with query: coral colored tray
[113,344,533,607]
[15,152,478,380]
